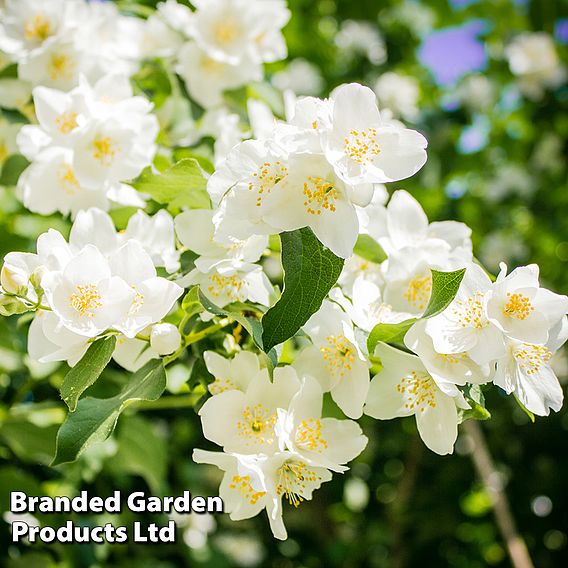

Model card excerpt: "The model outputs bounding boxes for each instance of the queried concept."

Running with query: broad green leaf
[182,286,204,318]
[60,336,117,412]
[367,319,416,355]
[353,234,387,264]
[459,384,491,422]
[52,360,166,466]
[422,268,466,319]
[261,228,344,352]
[129,158,210,213]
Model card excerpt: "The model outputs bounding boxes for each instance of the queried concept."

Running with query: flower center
[276,460,320,507]
[503,292,534,320]
[249,161,288,207]
[208,377,236,395]
[25,14,52,42]
[237,404,277,446]
[58,165,80,195]
[215,22,238,44]
[229,475,266,505]
[404,274,432,310]
[296,418,328,452]
[513,344,552,375]
[56,111,78,134]
[303,176,338,216]
[453,292,487,329]
[92,136,119,167]
[207,273,244,302]
[320,334,356,377]
[69,284,102,318]
[344,128,381,165]
[396,371,437,412]
[48,54,75,81]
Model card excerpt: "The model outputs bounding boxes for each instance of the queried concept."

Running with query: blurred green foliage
[1,0,567,567]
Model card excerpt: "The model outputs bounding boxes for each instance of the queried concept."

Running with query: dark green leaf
[129,158,210,213]
[422,268,466,319]
[61,336,117,412]
[353,234,387,264]
[261,228,344,352]
[52,360,166,466]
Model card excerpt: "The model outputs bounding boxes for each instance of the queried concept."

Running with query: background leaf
[261,228,344,352]
[61,335,117,412]
[353,234,387,264]
[129,158,210,213]
[52,360,166,466]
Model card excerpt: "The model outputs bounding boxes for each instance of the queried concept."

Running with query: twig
[463,420,534,568]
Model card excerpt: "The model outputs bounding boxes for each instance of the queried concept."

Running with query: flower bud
[1,264,28,295]
[150,323,181,355]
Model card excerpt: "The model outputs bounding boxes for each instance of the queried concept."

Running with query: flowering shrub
[0,0,567,563]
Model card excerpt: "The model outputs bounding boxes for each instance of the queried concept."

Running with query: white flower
[493,319,567,416]
[323,83,428,186]
[204,350,264,395]
[373,72,420,121]
[208,139,289,240]
[337,255,384,298]
[404,320,493,391]
[150,323,182,355]
[108,240,183,339]
[199,365,298,454]
[506,32,566,99]
[378,189,472,256]
[275,372,368,472]
[331,278,412,333]
[365,343,464,455]
[335,20,386,65]
[187,0,289,65]
[41,245,135,338]
[28,310,89,367]
[262,153,362,258]
[294,300,370,418]
[271,58,324,96]
[485,263,568,345]
[187,259,273,309]
[425,264,506,364]
[193,448,332,540]
[175,209,267,272]
[17,147,108,217]
[120,209,180,273]
[177,42,261,109]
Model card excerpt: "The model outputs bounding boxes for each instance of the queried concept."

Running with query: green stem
[133,394,203,411]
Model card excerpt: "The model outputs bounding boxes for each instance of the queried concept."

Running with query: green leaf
[366,268,466,353]
[459,384,491,422]
[261,228,344,352]
[0,294,31,316]
[198,290,278,368]
[131,59,172,109]
[60,336,117,412]
[52,360,166,466]
[0,154,29,186]
[367,319,416,354]
[129,158,210,213]
[422,268,466,319]
[353,234,387,264]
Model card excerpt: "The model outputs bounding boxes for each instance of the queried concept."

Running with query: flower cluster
[16,76,158,216]
[2,208,182,367]
[210,83,428,258]
[193,351,367,539]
